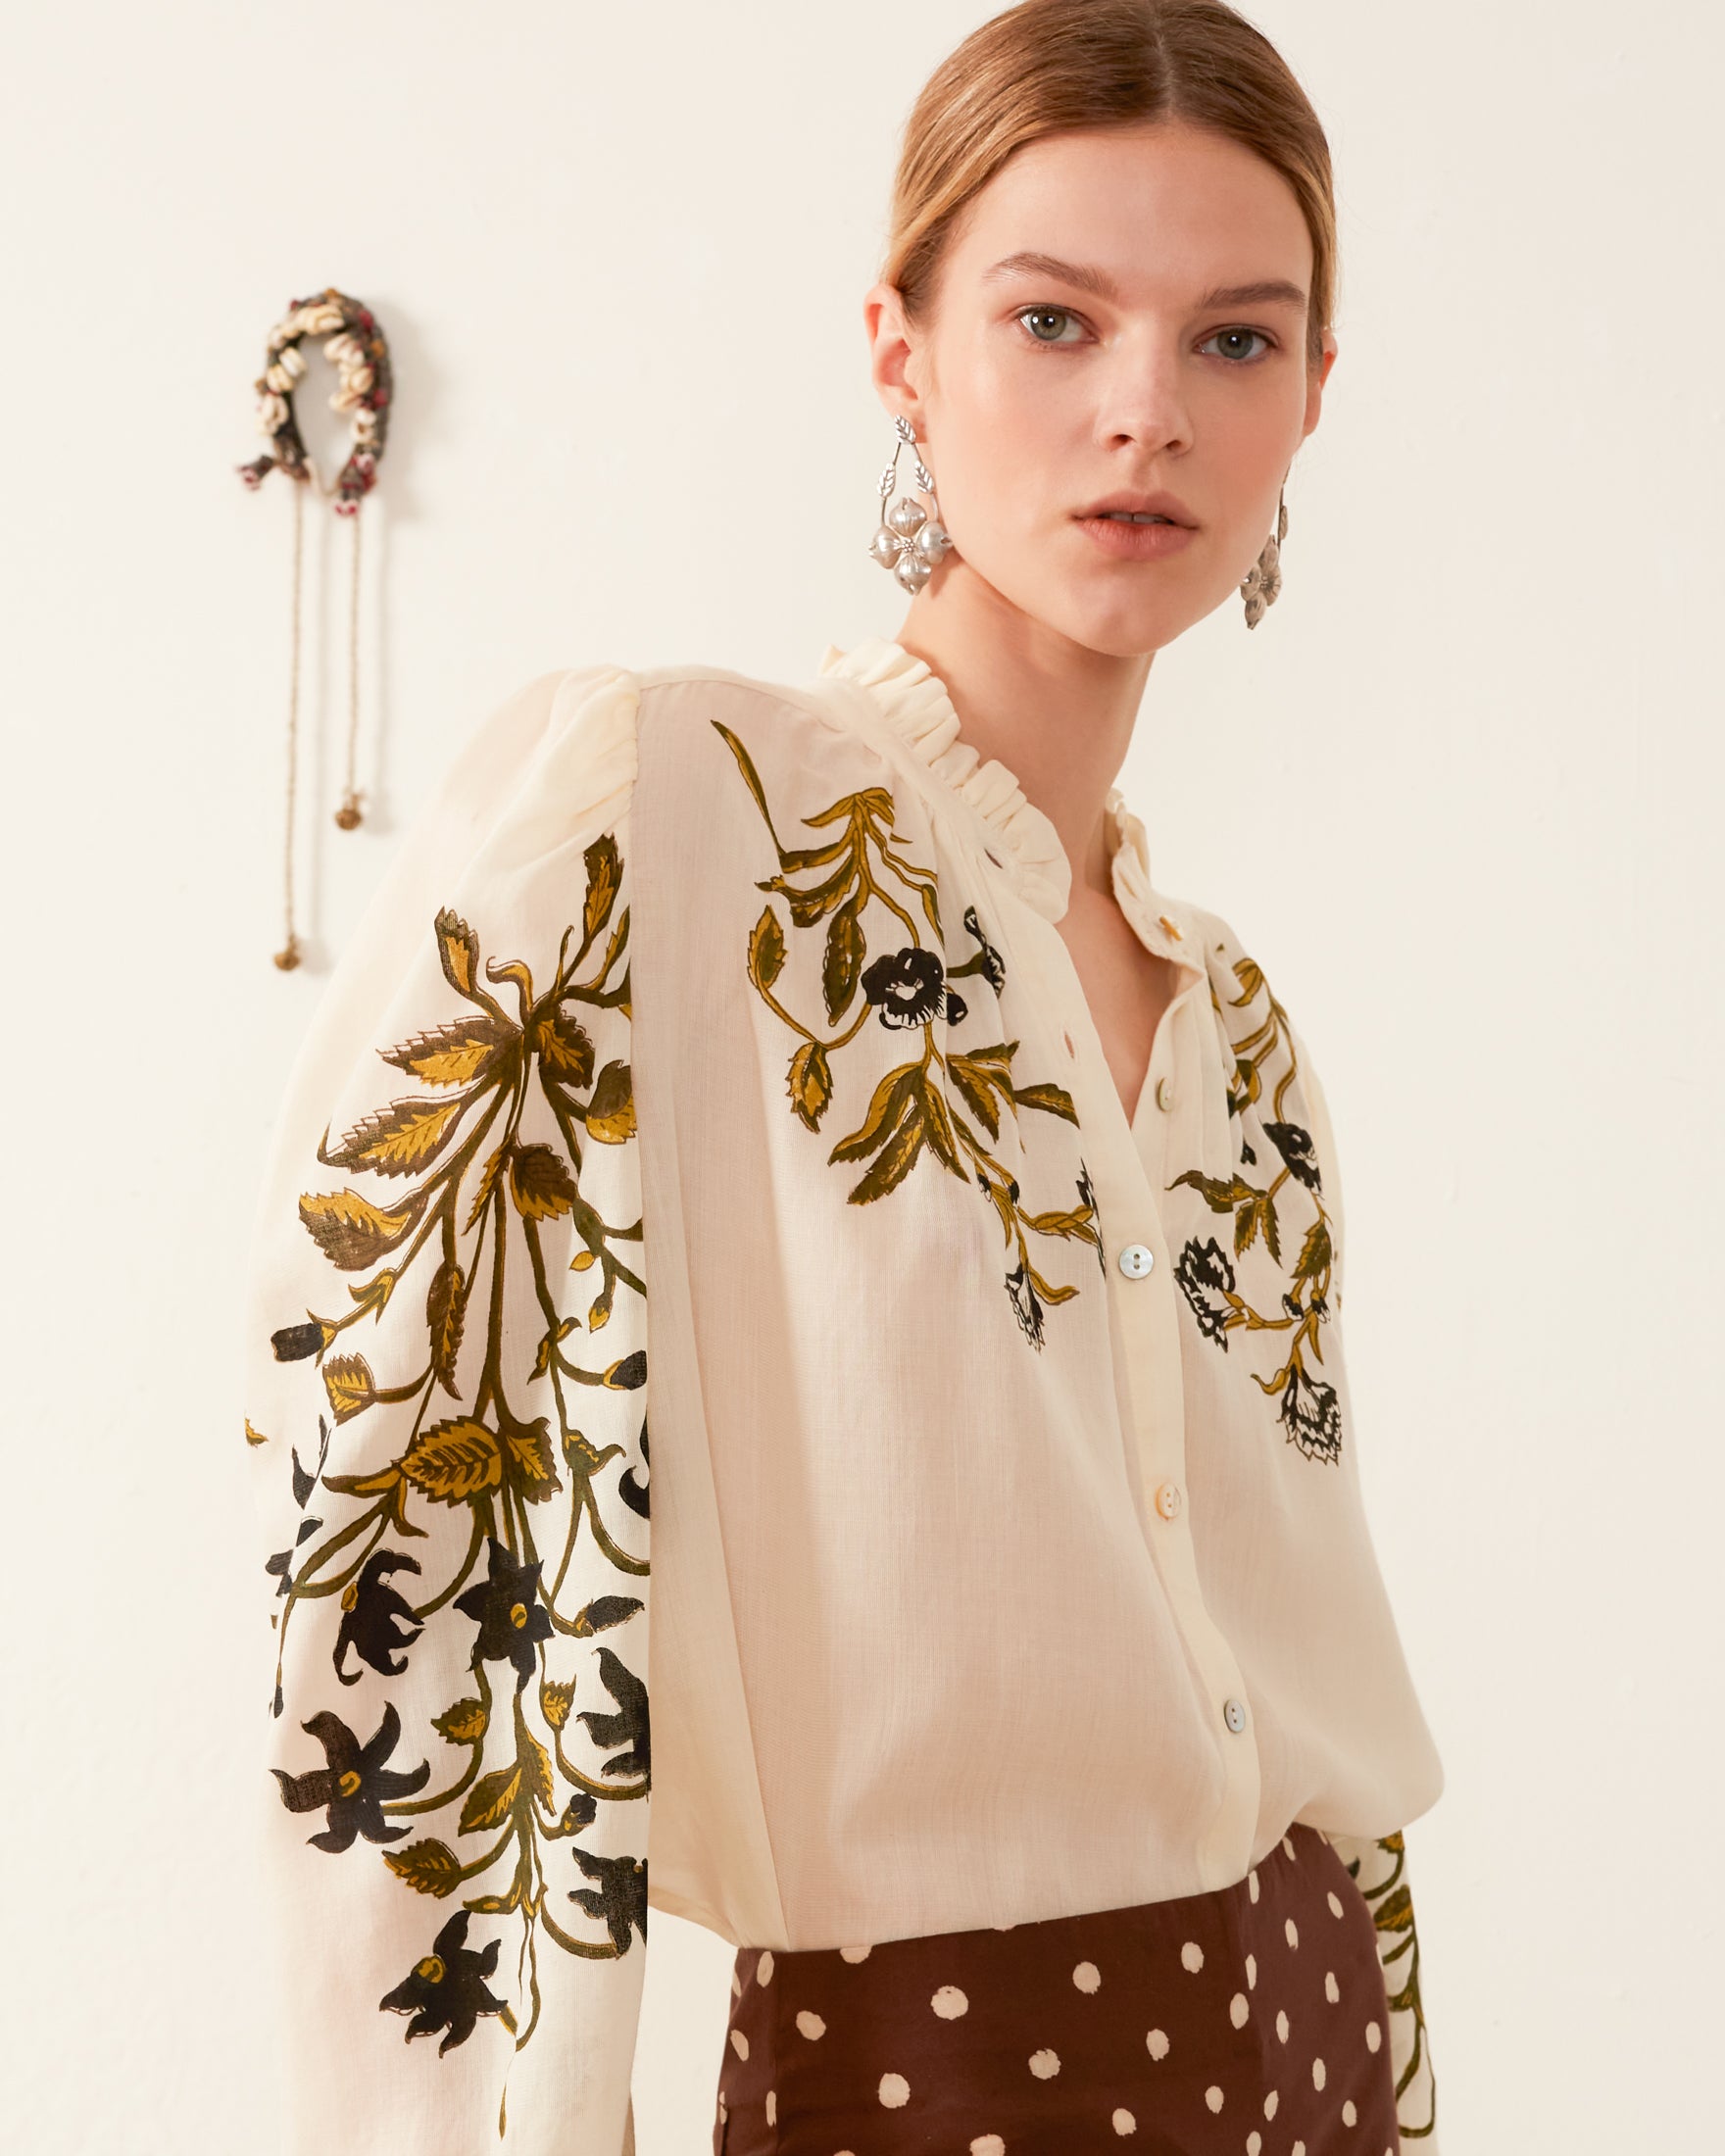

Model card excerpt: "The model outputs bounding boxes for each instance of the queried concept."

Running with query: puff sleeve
[1297,1036,1442,2146]
[241,663,651,2156]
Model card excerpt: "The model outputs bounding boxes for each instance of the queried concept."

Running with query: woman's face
[866,120,1336,660]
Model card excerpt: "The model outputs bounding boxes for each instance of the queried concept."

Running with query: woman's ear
[862,280,929,433]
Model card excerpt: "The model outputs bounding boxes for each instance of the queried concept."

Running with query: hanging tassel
[237,286,393,968]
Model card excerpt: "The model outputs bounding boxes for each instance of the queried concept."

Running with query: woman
[242,4,1445,2151]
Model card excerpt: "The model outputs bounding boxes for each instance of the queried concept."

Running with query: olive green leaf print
[709,719,1100,1348]
[1168,950,1342,1462]
[1336,1830,1437,2138]
[257,832,649,2093]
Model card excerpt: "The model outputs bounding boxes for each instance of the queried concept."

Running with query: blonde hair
[883,0,1337,371]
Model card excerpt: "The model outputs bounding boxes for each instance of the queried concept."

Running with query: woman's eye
[1203,326,1275,365]
[1014,306,1085,346]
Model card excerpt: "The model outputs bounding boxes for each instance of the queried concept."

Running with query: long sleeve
[241,663,651,2156]
[1296,1032,1442,2145]
[1323,1828,1440,2145]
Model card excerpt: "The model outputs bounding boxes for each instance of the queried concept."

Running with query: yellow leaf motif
[425,1259,467,1394]
[585,1060,636,1144]
[583,833,621,948]
[379,1014,517,1088]
[321,1352,377,1424]
[459,1764,521,1836]
[539,1679,574,1731]
[298,1184,427,1270]
[504,1417,562,1503]
[434,907,481,998]
[244,1418,270,1446]
[534,1006,594,1084]
[510,1143,579,1221]
[322,1093,468,1180]
[432,1696,488,1744]
[521,1728,556,1813]
[383,1838,464,1897]
[749,906,786,994]
[400,1417,503,1504]
[786,1040,832,1131]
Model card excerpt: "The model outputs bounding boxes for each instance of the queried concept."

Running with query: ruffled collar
[814,638,1190,965]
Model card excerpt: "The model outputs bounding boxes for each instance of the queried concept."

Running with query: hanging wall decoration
[237,286,394,969]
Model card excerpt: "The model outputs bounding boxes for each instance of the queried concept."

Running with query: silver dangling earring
[868,415,954,594]
[1241,481,1289,628]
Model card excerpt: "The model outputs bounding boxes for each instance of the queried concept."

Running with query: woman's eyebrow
[978,251,1306,314]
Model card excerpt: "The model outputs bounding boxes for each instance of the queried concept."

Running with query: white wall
[3,3,1718,2147]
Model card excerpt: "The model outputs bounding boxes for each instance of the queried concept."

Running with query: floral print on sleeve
[1324,1828,1440,2142]
[249,830,649,2127]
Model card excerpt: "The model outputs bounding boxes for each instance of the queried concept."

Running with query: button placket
[1077,985,1261,1890]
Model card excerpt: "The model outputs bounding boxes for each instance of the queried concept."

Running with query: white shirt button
[1154,1479,1183,1521]
[1222,1695,1248,1735]
[1155,1075,1174,1113]
[1117,1242,1156,1279]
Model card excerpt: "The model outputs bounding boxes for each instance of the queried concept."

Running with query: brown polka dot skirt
[713,1823,1401,2155]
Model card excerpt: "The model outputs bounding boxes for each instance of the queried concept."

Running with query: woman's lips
[1075,514,1197,561]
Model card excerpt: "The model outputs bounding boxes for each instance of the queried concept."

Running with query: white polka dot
[1312,2056,1326,2090]
[1111,2109,1137,2135]
[1229,1990,1250,2028]
[1248,2136,1262,2156]
[1327,1889,1346,1919]
[717,2096,726,2123]
[1029,2048,1060,2080]
[1293,2143,1306,2156]
[1248,1868,1260,1902]
[932,1984,969,2019]
[839,1944,871,1962]
[1324,1970,1340,2004]
[1284,1917,1300,1949]
[970,2140,1005,2156]
[1245,1951,1257,1989]
[1264,2089,1279,2120]
[728,2028,748,2061]
[1343,2099,1357,2126]
[1282,1834,1297,1860]
[1204,2084,1224,2113]
[1365,2019,1382,2052]
[1180,1939,1205,1973]
[1073,1960,1102,1993]
[1275,2008,1290,2043]
[764,2090,776,2127]
[795,2008,825,2039]
[756,1949,774,1984]
[878,2072,910,2108]
[1146,2027,1170,2060]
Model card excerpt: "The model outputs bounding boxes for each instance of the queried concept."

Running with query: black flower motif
[1263,1120,1321,1192]
[1174,1236,1237,1347]
[1278,1363,1342,1464]
[861,946,945,1028]
[569,1846,649,1955]
[577,1645,651,1779]
[454,1534,554,1690]
[334,1549,424,1684]
[961,903,1007,991]
[1005,1259,1045,1349]
[378,1909,507,2054]
[618,1421,650,1520]
[944,986,968,1025]
[272,1699,430,1851]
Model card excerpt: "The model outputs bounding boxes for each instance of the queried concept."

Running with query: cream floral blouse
[243,636,1446,2154]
